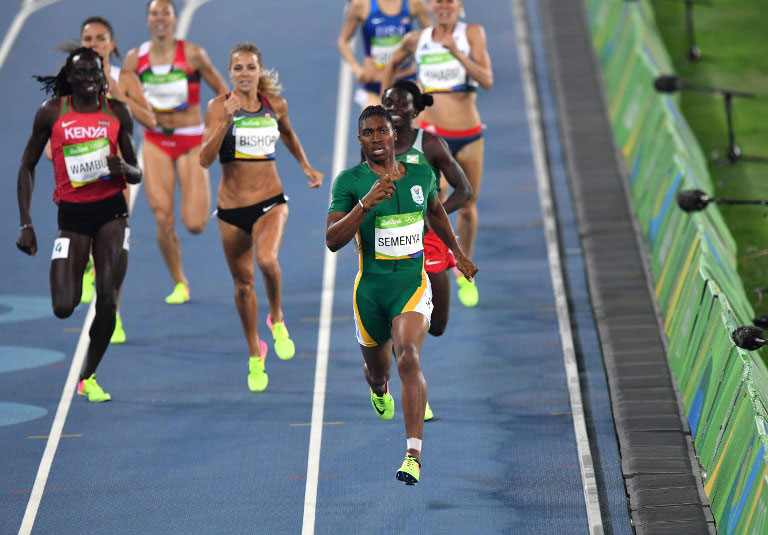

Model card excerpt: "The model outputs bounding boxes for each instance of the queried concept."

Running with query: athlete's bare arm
[381,31,420,93]
[16,99,57,255]
[109,100,142,184]
[423,132,471,213]
[337,0,369,81]
[426,195,477,280]
[436,23,493,90]
[187,43,228,96]
[199,94,236,169]
[409,0,431,27]
[270,96,323,188]
[118,71,157,129]
[120,48,139,76]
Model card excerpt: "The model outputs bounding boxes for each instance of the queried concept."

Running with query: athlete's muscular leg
[218,220,264,357]
[361,339,394,395]
[427,269,450,336]
[143,141,186,286]
[50,231,92,318]
[253,204,288,324]
[80,219,128,380]
[454,138,484,260]
[391,311,429,459]
[176,145,210,234]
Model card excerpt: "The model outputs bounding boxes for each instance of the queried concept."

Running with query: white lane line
[510,0,604,533]
[175,0,211,38]
[18,0,206,528]
[301,59,354,535]
[0,0,61,73]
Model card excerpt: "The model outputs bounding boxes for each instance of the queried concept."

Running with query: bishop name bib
[234,116,280,159]
[374,212,424,260]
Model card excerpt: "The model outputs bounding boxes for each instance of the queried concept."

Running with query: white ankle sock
[406,438,422,452]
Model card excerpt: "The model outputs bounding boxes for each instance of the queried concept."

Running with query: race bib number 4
[143,71,189,111]
[375,212,424,260]
[234,116,280,159]
[63,138,110,187]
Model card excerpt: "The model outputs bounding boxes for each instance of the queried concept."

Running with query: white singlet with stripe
[414,22,477,93]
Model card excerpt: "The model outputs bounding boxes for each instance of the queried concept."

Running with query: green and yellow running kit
[329,162,437,346]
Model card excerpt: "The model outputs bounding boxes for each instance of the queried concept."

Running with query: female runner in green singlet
[327,105,477,485]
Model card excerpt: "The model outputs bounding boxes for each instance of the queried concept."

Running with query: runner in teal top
[327,105,477,485]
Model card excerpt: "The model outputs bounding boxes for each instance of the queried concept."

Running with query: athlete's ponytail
[388,80,434,114]
[228,42,283,97]
[35,47,105,97]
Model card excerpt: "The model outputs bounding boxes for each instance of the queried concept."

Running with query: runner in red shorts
[382,80,471,421]
[383,80,470,337]
[122,0,228,304]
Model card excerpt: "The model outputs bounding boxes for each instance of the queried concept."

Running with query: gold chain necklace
[366,160,402,180]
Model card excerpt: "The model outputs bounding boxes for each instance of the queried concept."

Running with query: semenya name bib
[374,211,424,260]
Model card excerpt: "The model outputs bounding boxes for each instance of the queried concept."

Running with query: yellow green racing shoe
[370,382,395,420]
[267,314,295,360]
[165,282,190,305]
[77,374,111,402]
[248,340,269,393]
[396,455,421,485]
[80,257,95,304]
[456,275,479,308]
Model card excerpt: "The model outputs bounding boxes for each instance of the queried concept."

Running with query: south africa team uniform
[415,22,483,155]
[395,129,456,273]
[360,0,414,94]
[216,93,287,233]
[329,162,436,346]
[50,95,128,236]
[136,39,204,160]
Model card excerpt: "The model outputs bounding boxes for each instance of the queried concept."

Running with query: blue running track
[0,1,630,533]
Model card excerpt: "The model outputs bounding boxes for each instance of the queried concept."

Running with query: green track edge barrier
[584,1,768,532]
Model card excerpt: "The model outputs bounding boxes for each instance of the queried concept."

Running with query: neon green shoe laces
[396,455,421,485]
[165,282,190,305]
[110,312,126,344]
[269,319,295,361]
[457,276,479,308]
[370,384,394,420]
[424,401,434,422]
[77,374,111,403]
[248,351,268,393]
[80,259,95,304]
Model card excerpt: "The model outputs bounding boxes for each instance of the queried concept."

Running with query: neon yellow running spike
[248,340,269,392]
[267,314,295,360]
[456,276,479,308]
[165,282,190,305]
[424,401,434,422]
[77,374,111,402]
[396,455,421,485]
[80,258,95,304]
[370,383,394,420]
[110,312,126,344]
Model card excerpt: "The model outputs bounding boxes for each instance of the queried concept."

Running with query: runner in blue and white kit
[338,0,430,108]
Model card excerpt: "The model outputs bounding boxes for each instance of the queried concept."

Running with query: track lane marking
[510,0,604,532]
[301,56,354,535]
[17,2,211,532]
